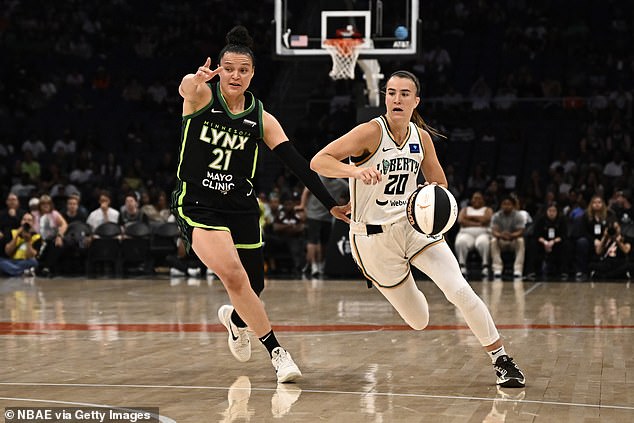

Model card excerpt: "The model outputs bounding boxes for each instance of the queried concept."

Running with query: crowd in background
[0,0,632,279]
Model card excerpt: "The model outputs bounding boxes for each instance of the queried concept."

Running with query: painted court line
[1,321,634,335]
[1,382,633,412]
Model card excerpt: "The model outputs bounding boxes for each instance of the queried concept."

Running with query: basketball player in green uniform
[311,71,525,388]
[171,26,349,383]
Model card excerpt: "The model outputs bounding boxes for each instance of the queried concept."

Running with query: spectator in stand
[0,193,26,235]
[95,154,121,193]
[22,134,47,159]
[69,154,94,187]
[298,176,348,278]
[522,170,546,214]
[118,192,147,227]
[589,221,632,280]
[49,175,81,207]
[483,178,503,211]
[27,197,41,233]
[605,122,631,156]
[86,190,119,231]
[470,76,492,111]
[570,195,616,281]
[526,203,570,281]
[609,190,633,228]
[549,150,576,177]
[272,192,306,276]
[140,189,171,225]
[0,213,41,277]
[40,163,64,197]
[577,126,606,171]
[603,151,625,190]
[490,195,526,279]
[563,187,585,214]
[10,173,36,201]
[454,191,493,278]
[62,194,88,224]
[36,194,68,277]
[20,150,41,183]
[52,129,77,155]
[577,168,605,202]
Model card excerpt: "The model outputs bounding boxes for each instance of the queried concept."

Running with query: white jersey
[350,116,424,225]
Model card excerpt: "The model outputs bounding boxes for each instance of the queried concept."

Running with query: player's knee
[408,314,429,330]
[445,285,479,311]
[217,265,249,293]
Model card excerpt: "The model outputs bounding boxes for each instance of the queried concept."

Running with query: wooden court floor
[1,275,633,422]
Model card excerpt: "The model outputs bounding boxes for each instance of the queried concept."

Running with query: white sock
[488,346,507,363]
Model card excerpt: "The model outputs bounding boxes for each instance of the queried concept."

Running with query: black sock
[230,309,247,328]
[258,330,281,356]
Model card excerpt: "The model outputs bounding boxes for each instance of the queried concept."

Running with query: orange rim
[324,38,363,56]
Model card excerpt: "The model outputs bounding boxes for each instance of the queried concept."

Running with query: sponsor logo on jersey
[390,199,408,207]
[375,199,388,206]
[409,144,420,153]
[243,118,257,128]
[202,171,235,193]
[382,147,394,152]
[210,108,223,113]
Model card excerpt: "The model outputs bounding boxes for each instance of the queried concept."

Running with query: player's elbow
[309,155,320,173]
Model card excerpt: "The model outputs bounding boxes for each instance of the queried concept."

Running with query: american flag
[290,34,308,47]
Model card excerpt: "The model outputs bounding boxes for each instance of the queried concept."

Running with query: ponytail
[412,109,445,139]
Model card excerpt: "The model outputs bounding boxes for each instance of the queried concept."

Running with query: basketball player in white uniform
[311,70,525,388]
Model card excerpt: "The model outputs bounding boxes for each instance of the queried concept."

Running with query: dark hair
[386,71,444,138]
[218,26,255,65]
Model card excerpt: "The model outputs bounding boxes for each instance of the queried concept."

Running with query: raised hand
[192,57,222,84]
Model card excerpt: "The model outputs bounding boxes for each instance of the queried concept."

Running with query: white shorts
[349,218,445,288]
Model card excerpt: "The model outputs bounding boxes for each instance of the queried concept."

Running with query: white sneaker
[187,267,201,277]
[218,305,251,362]
[169,267,185,276]
[271,347,302,383]
[271,383,302,417]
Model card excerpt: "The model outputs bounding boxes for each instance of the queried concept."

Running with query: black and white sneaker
[494,355,525,388]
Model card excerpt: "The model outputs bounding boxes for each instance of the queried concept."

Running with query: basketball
[394,25,409,40]
[406,185,458,236]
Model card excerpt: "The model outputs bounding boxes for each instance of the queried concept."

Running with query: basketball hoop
[323,38,364,80]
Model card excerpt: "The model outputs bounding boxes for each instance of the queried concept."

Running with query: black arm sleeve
[272,141,338,211]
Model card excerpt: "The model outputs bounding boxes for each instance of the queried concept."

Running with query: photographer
[0,213,42,277]
[589,221,632,280]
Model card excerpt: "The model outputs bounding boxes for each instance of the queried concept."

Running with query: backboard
[274,0,420,58]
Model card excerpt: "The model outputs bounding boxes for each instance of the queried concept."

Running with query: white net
[323,39,363,80]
